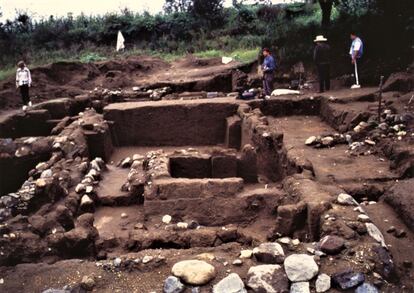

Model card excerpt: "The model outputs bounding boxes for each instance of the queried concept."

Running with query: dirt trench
[0,60,413,292]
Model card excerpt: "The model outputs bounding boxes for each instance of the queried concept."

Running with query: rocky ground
[0,57,413,293]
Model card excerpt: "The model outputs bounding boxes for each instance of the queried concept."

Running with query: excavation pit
[1,85,414,292]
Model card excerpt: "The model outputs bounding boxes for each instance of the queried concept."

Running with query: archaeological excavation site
[0,56,413,293]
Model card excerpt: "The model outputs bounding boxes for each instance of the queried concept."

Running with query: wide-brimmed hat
[314,35,328,42]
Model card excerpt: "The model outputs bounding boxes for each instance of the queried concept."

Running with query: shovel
[351,60,361,89]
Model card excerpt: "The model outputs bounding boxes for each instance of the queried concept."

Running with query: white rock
[305,136,317,145]
[172,260,216,285]
[213,273,246,293]
[284,254,318,282]
[80,195,93,206]
[85,185,94,194]
[366,223,386,247]
[232,259,243,266]
[337,193,358,206]
[240,250,253,259]
[292,239,300,246]
[278,237,291,244]
[162,215,172,224]
[40,169,53,178]
[358,214,370,222]
[75,183,86,194]
[365,139,376,146]
[321,136,334,146]
[315,274,331,292]
[142,255,153,264]
[121,213,128,219]
[290,282,310,293]
[177,222,188,229]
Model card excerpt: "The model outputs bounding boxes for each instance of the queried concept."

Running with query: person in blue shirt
[262,48,276,97]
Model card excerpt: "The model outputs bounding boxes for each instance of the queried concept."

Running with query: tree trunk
[319,0,333,28]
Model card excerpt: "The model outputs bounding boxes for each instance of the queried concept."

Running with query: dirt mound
[0,55,240,111]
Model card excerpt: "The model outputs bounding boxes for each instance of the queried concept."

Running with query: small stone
[278,237,291,244]
[177,222,188,229]
[355,283,379,293]
[75,184,86,194]
[213,273,246,293]
[196,253,215,262]
[315,274,331,292]
[394,229,406,238]
[163,215,172,224]
[290,282,310,293]
[305,136,317,145]
[232,259,243,266]
[85,185,94,194]
[365,139,376,146]
[121,157,132,168]
[164,276,185,293]
[319,235,345,255]
[40,169,53,178]
[188,220,199,229]
[36,162,48,171]
[121,213,128,219]
[332,271,364,290]
[403,260,412,268]
[142,255,153,264]
[284,254,318,282]
[80,195,93,207]
[36,179,47,188]
[113,257,122,267]
[291,239,300,246]
[240,250,253,259]
[358,214,371,223]
[172,260,216,285]
[247,264,289,293]
[337,193,358,206]
[134,223,144,229]
[321,136,334,146]
[80,275,95,291]
[366,223,386,247]
[253,242,285,264]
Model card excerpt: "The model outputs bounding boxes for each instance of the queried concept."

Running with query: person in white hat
[313,35,331,93]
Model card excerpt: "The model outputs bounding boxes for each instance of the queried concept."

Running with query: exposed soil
[0,55,413,293]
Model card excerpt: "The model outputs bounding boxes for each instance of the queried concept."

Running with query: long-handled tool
[351,61,361,89]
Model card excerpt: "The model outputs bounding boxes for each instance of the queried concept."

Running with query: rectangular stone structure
[103,99,238,146]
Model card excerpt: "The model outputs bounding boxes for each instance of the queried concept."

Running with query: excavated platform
[268,115,398,186]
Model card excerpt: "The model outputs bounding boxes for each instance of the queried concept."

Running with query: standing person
[313,35,331,93]
[16,61,32,110]
[349,32,364,87]
[262,48,276,99]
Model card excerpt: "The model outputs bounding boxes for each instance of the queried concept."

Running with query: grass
[195,47,259,63]
[0,47,259,81]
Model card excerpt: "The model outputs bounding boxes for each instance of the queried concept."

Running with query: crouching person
[16,61,32,110]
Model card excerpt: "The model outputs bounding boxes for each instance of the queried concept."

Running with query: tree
[191,0,224,19]
[163,0,192,13]
[319,0,334,28]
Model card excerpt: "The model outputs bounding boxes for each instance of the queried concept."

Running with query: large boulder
[213,273,247,293]
[172,260,216,285]
[318,235,345,255]
[253,242,285,264]
[283,254,318,282]
[246,264,289,293]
